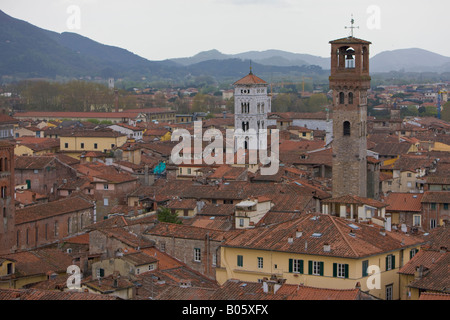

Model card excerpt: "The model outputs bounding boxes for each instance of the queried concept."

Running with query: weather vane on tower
[345,14,359,37]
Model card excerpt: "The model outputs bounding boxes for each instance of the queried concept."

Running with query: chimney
[380,228,386,236]
[262,276,283,294]
[296,230,303,238]
[323,243,331,252]
[288,235,294,244]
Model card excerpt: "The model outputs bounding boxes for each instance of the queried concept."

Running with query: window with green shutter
[386,254,396,271]
[289,259,304,274]
[333,263,349,278]
[362,260,369,277]
[237,255,243,267]
[309,260,323,276]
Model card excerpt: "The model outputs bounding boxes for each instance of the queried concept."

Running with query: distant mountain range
[1,9,450,84]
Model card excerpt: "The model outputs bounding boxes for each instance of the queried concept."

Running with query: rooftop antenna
[249,60,253,75]
[345,14,359,37]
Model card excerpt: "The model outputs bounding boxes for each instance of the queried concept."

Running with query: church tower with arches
[233,68,271,152]
[329,30,371,198]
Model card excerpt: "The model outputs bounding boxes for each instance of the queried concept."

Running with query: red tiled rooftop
[385,193,423,212]
[233,72,267,85]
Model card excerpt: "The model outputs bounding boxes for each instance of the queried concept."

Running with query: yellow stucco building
[216,213,425,300]
[59,130,127,159]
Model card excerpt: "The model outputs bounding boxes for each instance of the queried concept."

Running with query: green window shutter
[308,261,312,275]
[392,255,396,269]
[289,259,293,273]
[362,260,368,277]
[299,260,304,274]
[237,255,243,267]
[333,263,337,277]
[344,264,349,279]
[319,262,324,276]
[410,250,413,259]
[385,256,389,271]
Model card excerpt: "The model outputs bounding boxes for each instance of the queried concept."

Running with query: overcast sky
[2,0,449,61]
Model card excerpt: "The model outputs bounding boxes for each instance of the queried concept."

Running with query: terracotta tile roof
[392,155,435,172]
[92,171,138,184]
[207,165,247,180]
[64,233,90,245]
[121,251,158,266]
[94,227,154,249]
[1,248,73,277]
[209,280,367,300]
[145,222,227,242]
[233,72,267,85]
[329,36,372,45]
[370,141,412,156]
[422,227,450,251]
[135,266,218,300]
[83,274,135,293]
[0,288,119,300]
[426,175,450,185]
[166,198,198,210]
[60,129,126,138]
[0,114,19,124]
[406,252,450,293]
[15,189,48,205]
[15,196,94,225]
[398,248,446,275]
[14,155,55,170]
[197,203,235,216]
[279,139,325,153]
[419,292,450,300]
[15,137,60,151]
[182,216,233,231]
[222,213,425,259]
[421,191,450,204]
[141,247,184,271]
[385,193,423,212]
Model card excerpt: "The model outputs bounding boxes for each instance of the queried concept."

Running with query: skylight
[311,233,322,238]
[348,223,359,230]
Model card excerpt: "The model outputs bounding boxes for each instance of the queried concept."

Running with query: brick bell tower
[329,21,371,198]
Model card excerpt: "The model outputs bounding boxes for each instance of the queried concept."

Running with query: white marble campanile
[233,68,271,152]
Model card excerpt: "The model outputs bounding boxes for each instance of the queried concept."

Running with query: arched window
[339,92,345,104]
[348,92,354,105]
[343,121,351,136]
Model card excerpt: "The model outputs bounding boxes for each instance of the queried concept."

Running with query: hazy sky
[2,0,449,61]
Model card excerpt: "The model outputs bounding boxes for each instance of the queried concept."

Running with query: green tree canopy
[157,206,182,224]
